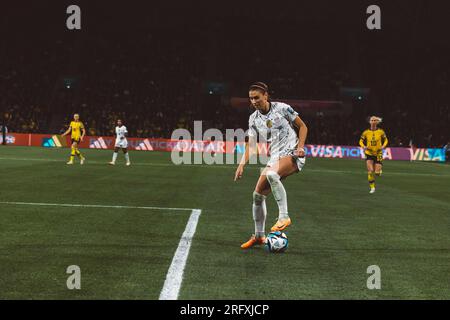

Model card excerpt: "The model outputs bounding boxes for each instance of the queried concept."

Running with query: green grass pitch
[0,146,449,299]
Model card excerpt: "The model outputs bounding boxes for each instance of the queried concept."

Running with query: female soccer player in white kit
[109,119,131,166]
[234,82,308,249]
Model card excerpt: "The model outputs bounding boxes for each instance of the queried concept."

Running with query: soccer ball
[265,231,288,253]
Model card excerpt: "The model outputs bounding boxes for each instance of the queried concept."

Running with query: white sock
[112,152,118,162]
[266,170,289,220]
[252,191,267,238]
[124,153,130,162]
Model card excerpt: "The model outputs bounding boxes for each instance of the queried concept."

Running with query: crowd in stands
[1,19,448,148]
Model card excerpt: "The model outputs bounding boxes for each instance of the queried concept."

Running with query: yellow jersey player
[359,116,388,193]
[62,113,86,165]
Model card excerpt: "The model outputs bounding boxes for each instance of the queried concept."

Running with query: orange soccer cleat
[240,235,266,249]
[270,217,292,232]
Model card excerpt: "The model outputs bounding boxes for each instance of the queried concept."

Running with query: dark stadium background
[1,0,448,150]
[1,0,450,302]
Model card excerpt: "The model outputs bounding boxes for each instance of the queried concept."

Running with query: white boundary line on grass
[159,209,202,300]
[0,201,202,300]
[0,201,194,212]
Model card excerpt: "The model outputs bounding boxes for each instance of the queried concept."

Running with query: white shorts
[267,149,306,172]
[115,139,128,149]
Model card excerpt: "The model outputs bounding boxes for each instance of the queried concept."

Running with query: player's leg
[253,173,271,238]
[375,154,383,176]
[375,163,383,175]
[73,141,85,164]
[266,156,299,231]
[122,148,131,166]
[67,141,76,164]
[366,159,376,193]
[110,147,120,165]
[241,173,271,249]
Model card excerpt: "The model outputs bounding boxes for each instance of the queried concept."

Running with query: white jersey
[248,101,303,168]
[115,125,128,148]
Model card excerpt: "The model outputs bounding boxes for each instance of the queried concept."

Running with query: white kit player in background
[109,119,131,166]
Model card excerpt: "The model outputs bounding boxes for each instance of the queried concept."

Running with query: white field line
[0,156,448,177]
[0,200,201,300]
[0,201,194,211]
[159,209,201,300]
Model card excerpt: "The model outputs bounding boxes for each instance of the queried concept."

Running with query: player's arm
[234,135,257,181]
[235,120,258,181]
[80,123,86,142]
[121,128,128,139]
[359,132,367,148]
[381,131,388,149]
[281,104,307,157]
[293,116,307,157]
[62,124,72,136]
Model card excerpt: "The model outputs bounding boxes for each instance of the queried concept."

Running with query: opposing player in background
[62,113,86,165]
[359,116,388,193]
[234,82,308,249]
[109,119,131,166]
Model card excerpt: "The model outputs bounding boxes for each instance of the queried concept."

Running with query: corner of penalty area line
[0,200,203,300]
